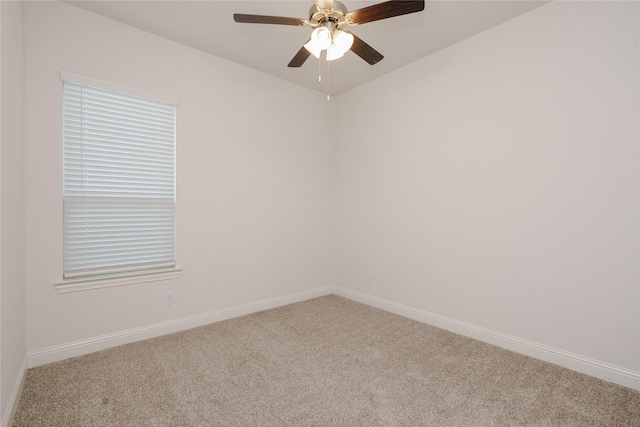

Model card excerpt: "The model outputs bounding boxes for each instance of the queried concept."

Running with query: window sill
[55,267,181,294]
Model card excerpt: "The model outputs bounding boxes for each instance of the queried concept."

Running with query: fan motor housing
[308,1,349,30]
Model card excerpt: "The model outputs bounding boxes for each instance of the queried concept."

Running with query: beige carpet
[13,295,640,426]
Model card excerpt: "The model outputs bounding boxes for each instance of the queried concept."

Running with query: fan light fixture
[304,26,354,61]
[326,29,354,60]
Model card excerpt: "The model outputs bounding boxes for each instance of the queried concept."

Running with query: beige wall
[1,0,27,423]
[23,1,334,360]
[334,1,639,384]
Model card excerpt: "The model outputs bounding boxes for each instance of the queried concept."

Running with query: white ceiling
[65,0,548,96]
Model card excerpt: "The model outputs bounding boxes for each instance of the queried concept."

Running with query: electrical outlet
[165,291,174,305]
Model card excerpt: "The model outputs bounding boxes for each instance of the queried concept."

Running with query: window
[60,73,178,291]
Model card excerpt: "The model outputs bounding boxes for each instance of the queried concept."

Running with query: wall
[18,0,640,394]
[24,1,334,363]
[1,0,27,423]
[334,1,639,387]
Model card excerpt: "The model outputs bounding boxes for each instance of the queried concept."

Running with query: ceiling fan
[233,0,425,67]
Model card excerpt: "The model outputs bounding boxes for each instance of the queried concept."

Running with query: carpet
[12,295,640,426]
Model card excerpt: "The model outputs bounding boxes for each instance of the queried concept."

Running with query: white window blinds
[62,76,177,280]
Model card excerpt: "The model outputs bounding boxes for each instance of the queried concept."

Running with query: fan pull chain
[326,59,330,102]
[318,56,322,83]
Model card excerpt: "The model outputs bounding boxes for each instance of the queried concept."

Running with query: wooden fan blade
[347,0,425,25]
[288,42,312,67]
[233,13,306,26]
[350,34,384,65]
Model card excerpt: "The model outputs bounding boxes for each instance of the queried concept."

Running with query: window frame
[56,72,180,293]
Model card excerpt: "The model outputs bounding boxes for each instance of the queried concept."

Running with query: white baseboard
[28,287,333,368]
[26,285,640,392]
[2,356,27,427]
[332,286,640,391]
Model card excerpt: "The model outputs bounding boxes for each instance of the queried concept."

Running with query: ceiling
[65,0,548,96]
